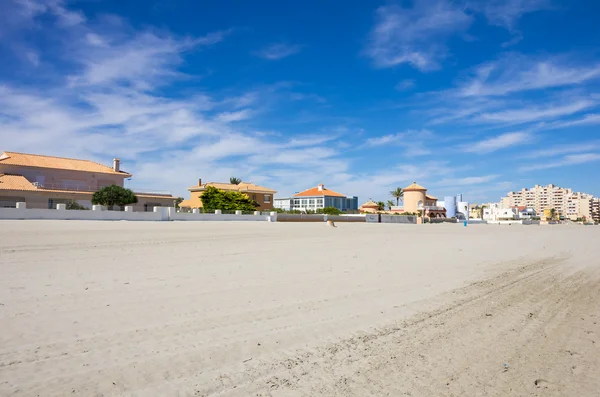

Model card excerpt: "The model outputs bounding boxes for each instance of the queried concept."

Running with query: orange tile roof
[188,181,276,194]
[0,151,132,176]
[403,181,427,191]
[293,185,347,197]
[361,200,379,208]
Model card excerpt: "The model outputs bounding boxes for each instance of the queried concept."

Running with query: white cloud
[519,153,600,171]
[544,113,600,129]
[395,79,416,91]
[521,141,600,159]
[464,132,531,153]
[25,50,39,66]
[364,0,472,71]
[458,55,600,97]
[215,109,253,123]
[474,0,552,31]
[476,100,595,124]
[255,43,303,60]
[435,175,499,187]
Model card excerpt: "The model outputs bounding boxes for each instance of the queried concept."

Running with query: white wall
[0,205,277,222]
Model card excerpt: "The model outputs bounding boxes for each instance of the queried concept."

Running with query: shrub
[66,200,88,210]
[92,185,138,210]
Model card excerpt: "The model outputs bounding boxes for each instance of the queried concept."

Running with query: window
[264,195,271,203]
[252,194,257,201]
[309,199,315,204]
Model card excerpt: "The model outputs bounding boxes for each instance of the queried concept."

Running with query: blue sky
[1,0,599,203]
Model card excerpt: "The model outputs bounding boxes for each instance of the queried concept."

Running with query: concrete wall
[365,214,417,224]
[277,214,366,222]
[0,205,278,222]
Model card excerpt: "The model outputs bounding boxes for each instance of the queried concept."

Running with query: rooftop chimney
[113,158,120,172]
[318,184,324,191]
[198,178,202,186]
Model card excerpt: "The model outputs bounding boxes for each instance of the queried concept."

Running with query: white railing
[31,182,171,196]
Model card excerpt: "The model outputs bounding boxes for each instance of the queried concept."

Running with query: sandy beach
[1,221,599,396]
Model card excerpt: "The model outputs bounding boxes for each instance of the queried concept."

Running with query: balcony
[32,182,172,196]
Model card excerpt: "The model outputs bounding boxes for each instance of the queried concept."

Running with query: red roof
[293,185,346,197]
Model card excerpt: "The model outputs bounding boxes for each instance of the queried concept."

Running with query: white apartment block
[500,184,595,220]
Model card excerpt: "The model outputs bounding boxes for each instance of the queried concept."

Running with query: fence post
[92,205,103,211]
[56,204,66,211]
[215,210,222,215]
[269,211,278,222]
[235,210,242,215]
[16,202,26,209]
[192,208,199,214]
[254,211,260,216]
[124,206,133,212]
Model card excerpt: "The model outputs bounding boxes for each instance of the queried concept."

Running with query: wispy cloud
[475,100,595,124]
[457,54,600,97]
[395,79,416,91]
[544,113,600,129]
[521,141,600,159]
[215,109,253,123]
[519,153,600,171]
[365,130,435,157]
[364,0,472,71]
[473,0,552,31]
[255,43,303,60]
[435,175,499,187]
[464,132,531,153]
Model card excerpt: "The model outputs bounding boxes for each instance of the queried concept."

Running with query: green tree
[92,185,138,210]
[390,187,404,206]
[66,200,88,210]
[386,200,395,210]
[174,197,184,208]
[230,177,242,185]
[550,208,557,220]
[376,201,386,211]
[200,186,259,212]
[320,206,341,215]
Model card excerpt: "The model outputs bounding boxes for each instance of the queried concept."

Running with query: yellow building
[401,182,445,217]
[0,151,175,210]
[180,179,277,211]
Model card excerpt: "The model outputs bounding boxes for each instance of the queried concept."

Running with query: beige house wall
[403,190,426,213]
[0,164,125,190]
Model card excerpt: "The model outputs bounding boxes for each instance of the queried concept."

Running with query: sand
[0,220,599,396]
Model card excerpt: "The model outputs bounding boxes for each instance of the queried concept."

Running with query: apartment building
[500,184,595,220]
[591,198,600,223]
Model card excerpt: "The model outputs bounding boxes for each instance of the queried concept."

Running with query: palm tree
[550,208,557,221]
[376,201,386,211]
[390,187,404,206]
[230,177,242,185]
[386,200,395,210]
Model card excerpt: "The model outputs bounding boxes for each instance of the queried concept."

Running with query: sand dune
[1,221,598,396]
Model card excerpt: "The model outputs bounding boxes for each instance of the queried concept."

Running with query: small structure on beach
[359,200,379,213]
[393,182,446,218]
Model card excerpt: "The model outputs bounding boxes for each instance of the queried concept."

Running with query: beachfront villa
[360,182,446,217]
[281,184,358,212]
[0,151,176,211]
[180,179,277,211]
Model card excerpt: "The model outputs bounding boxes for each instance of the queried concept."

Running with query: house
[389,182,446,218]
[0,151,176,210]
[516,206,536,219]
[273,197,292,211]
[359,200,379,213]
[291,184,358,212]
[180,179,277,211]
[483,204,518,221]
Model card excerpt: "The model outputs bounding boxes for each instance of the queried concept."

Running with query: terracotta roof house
[180,179,277,211]
[0,151,176,210]
[359,200,380,214]
[290,184,358,212]
[390,181,446,218]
